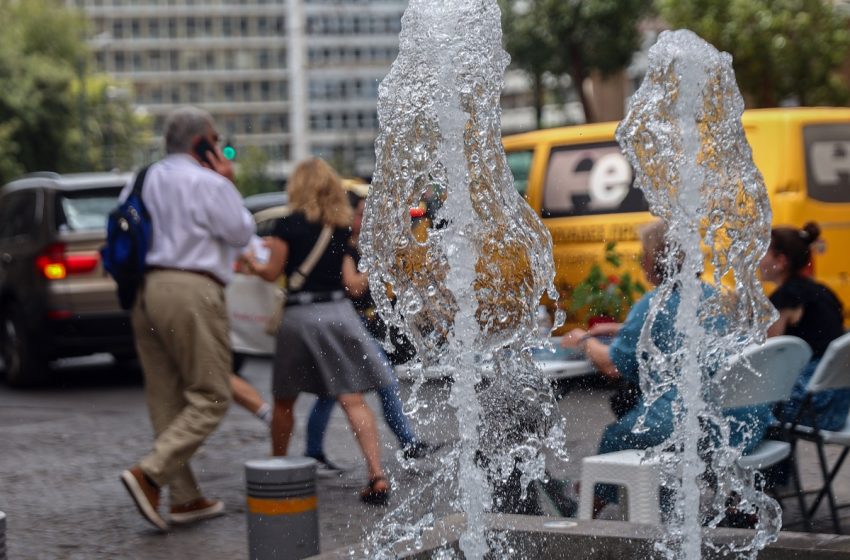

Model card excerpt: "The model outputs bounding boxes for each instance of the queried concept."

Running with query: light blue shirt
[607,285,774,454]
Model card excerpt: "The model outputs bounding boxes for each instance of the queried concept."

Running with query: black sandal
[360,476,390,506]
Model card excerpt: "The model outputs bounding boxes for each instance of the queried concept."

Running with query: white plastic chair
[578,336,811,524]
[785,331,850,533]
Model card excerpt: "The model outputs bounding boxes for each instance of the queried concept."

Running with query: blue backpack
[101,165,152,310]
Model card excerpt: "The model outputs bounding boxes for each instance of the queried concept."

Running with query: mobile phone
[193,137,216,166]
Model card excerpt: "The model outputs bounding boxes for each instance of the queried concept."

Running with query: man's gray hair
[164,106,214,154]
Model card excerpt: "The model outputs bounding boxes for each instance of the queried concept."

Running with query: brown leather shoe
[169,497,225,524]
[120,466,168,531]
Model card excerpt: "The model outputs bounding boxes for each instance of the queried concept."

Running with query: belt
[285,290,346,307]
[146,266,225,288]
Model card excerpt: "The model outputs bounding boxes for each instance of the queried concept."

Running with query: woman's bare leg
[230,374,267,414]
[337,393,385,481]
[272,397,297,456]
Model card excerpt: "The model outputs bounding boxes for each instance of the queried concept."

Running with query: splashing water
[616,30,779,559]
[359,0,565,557]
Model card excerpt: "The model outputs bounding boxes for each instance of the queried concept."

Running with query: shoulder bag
[265,225,334,335]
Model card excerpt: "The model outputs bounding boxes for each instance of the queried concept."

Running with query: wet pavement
[1,356,848,559]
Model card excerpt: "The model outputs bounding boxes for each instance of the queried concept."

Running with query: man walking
[120,106,254,530]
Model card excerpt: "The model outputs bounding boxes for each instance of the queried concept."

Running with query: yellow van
[503,107,850,328]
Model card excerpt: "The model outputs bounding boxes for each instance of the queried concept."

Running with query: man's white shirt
[121,154,254,284]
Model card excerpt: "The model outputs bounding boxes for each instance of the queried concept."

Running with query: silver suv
[0,171,135,386]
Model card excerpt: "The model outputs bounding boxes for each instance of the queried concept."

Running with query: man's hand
[561,328,588,349]
[201,143,235,182]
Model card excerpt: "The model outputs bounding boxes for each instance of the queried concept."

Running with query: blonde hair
[286,158,353,228]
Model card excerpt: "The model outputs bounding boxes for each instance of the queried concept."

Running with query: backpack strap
[131,165,151,216]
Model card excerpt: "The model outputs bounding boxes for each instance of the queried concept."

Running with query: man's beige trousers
[132,270,233,505]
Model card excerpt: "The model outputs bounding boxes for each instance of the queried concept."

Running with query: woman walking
[245,158,392,505]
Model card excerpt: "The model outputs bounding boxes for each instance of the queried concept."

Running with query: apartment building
[66,0,405,179]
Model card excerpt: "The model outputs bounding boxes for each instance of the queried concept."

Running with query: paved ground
[1,356,848,559]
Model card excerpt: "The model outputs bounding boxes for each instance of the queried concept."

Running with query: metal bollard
[1,511,6,560]
[245,458,319,560]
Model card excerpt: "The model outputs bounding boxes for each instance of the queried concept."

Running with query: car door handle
[1,253,11,264]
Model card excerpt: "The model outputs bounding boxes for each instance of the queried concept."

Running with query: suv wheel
[0,303,49,387]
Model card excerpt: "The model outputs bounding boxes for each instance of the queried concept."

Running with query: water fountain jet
[616,29,779,559]
[359,0,566,557]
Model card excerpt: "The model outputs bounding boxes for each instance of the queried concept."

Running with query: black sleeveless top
[770,275,844,358]
[271,212,351,292]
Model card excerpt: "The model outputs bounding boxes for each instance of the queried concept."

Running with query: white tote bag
[226,272,279,356]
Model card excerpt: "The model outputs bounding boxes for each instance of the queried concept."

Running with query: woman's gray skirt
[272,298,395,399]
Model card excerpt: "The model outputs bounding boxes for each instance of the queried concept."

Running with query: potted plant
[569,241,646,327]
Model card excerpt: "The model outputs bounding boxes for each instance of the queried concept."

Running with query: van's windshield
[540,142,648,218]
[805,124,850,203]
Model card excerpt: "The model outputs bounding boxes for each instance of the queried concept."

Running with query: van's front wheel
[0,303,49,387]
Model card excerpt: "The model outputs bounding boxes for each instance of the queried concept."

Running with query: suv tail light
[36,243,100,280]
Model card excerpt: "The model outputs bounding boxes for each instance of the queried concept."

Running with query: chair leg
[787,447,812,532]
[807,443,848,534]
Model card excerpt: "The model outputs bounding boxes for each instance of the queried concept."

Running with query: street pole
[288,0,309,165]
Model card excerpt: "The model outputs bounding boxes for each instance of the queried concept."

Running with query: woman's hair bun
[801,222,821,244]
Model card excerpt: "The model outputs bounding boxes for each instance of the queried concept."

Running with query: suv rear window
[805,124,850,203]
[56,187,123,232]
[542,142,647,218]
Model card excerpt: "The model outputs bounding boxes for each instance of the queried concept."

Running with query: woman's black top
[770,275,844,358]
[271,212,351,292]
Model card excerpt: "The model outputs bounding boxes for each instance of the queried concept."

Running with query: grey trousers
[131,269,233,505]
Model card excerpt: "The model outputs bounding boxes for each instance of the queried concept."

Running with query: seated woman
[563,220,775,514]
[760,222,850,430]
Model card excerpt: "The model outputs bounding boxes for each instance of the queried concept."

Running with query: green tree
[500,0,651,124]
[235,145,277,197]
[0,0,147,185]
[545,0,651,123]
[657,0,850,107]
[69,76,152,172]
[500,0,557,128]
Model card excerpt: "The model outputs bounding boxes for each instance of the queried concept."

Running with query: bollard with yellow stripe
[245,458,319,560]
[0,511,5,560]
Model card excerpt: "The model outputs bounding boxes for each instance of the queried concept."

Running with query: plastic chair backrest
[718,336,813,409]
[806,331,850,393]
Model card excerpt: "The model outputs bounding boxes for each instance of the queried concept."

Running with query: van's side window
[506,150,533,197]
[805,124,850,203]
[541,142,647,218]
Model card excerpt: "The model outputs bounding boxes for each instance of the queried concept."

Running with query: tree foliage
[500,0,651,124]
[500,0,556,128]
[235,145,277,197]
[657,0,850,107]
[0,0,148,185]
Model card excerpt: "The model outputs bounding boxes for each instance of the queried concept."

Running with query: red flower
[607,275,620,285]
